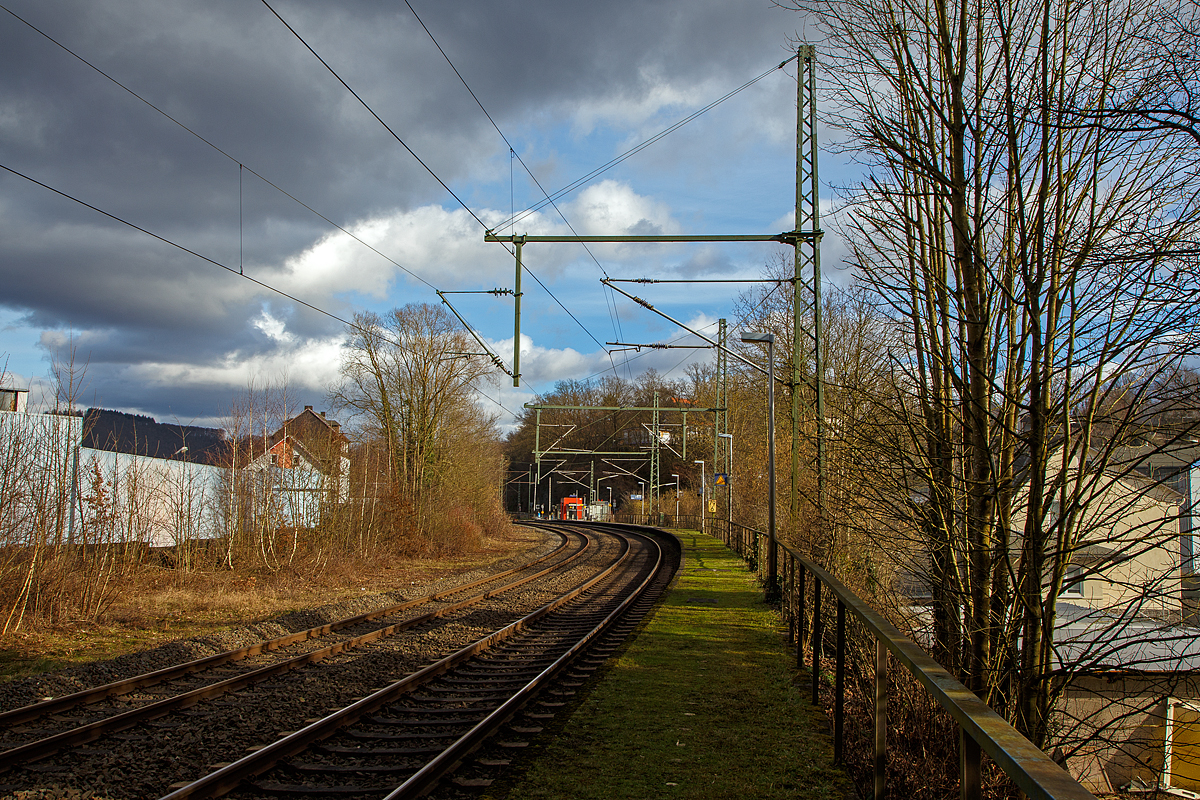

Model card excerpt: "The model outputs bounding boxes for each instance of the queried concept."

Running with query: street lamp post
[608,485,613,518]
[718,432,733,529]
[693,460,705,535]
[639,480,645,520]
[672,473,680,520]
[741,330,777,599]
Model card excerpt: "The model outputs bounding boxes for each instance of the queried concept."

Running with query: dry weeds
[0,524,543,682]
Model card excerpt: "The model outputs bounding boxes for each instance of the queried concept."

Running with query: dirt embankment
[0,525,549,686]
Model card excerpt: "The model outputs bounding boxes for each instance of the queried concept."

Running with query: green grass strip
[492,530,852,800]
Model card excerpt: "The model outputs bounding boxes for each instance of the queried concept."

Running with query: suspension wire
[399,0,633,379]
[267,0,618,369]
[0,3,572,419]
[0,3,442,293]
[9,1,748,400]
[0,161,541,420]
[0,162,403,347]
[569,274,787,386]
[493,54,798,232]
[236,163,242,274]
[9,0,556,388]
[260,0,492,232]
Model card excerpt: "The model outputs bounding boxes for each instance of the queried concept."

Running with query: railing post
[834,599,845,763]
[797,565,807,669]
[875,638,887,800]
[790,556,797,640]
[811,578,822,706]
[960,728,981,800]
[786,553,795,643]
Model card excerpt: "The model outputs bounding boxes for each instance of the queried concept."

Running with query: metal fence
[614,512,703,531]
[627,513,1097,800]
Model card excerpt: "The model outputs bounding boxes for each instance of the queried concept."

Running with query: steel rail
[157,528,640,799]
[0,531,591,769]
[0,531,573,728]
[384,525,669,798]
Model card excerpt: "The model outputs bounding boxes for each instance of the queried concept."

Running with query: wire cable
[264,0,614,371]
[260,0,492,234]
[0,161,534,418]
[0,3,440,293]
[2,4,557,417]
[493,54,798,232]
[0,163,362,333]
[399,0,632,378]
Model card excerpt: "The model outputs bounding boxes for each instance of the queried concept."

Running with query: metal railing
[613,512,704,531]
[705,518,1097,800]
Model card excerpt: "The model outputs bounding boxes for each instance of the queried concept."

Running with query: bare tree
[329,303,499,545]
[785,0,1200,758]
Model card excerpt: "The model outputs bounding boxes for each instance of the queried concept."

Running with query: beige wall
[1060,674,1200,793]
[1011,465,1184,618]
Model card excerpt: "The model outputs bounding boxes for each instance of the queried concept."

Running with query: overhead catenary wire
[397,4,804,388]
[0,162,374,343]
[259,0,491,235]
[10,2,789,411]
[0,2,439,293]
[0,0,546,419]
[398,0,633,379]
[611,277,797,284]
[568,275,789,386]
[8,0,545,391]
[265,1,795,383]
[491,54,799,233]
[263,0,613,371]
[0,161,529,419]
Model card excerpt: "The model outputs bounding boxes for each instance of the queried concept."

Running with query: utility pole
[792,44,825,535]
[717,318,727,522]
[512,236,524,387]
[651,390,661,518]
[681,410,687,460]
[534,408,541,516]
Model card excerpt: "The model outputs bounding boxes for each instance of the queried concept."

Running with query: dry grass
[0,524,544,682]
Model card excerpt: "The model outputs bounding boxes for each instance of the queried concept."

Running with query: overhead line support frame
[487,233,817,389]
[492,45,826,551]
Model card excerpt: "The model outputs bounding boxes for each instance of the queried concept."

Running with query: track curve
[0,523,679,800]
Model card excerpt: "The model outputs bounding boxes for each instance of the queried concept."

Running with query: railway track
[0,522,679,799]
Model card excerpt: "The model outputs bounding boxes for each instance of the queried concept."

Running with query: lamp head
[740,331,774,344]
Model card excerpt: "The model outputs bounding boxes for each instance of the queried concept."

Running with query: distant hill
[81,409,227,465]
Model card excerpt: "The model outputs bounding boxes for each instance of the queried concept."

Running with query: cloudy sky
[0,0,845,430]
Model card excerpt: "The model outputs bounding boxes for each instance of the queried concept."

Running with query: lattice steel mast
[792,44,824,533]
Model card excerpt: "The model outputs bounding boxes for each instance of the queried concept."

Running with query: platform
[490,529,853,799]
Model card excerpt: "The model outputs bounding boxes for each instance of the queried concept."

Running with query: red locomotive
[559,496,585,520]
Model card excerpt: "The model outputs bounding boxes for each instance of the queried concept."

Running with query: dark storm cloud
[0,0,798,417]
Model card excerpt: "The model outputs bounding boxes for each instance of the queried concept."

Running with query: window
[1060,564,1085,598]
